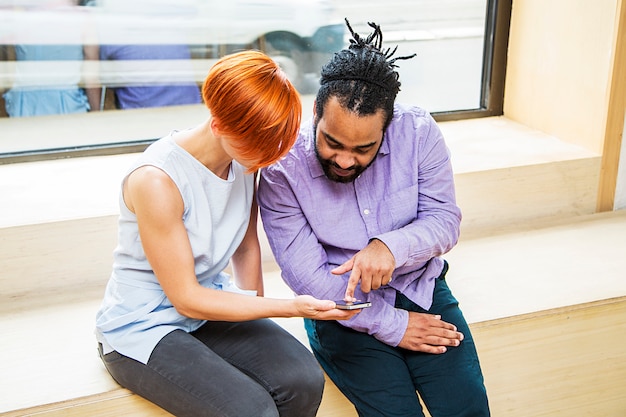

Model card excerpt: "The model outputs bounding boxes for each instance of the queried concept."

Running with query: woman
[95,50,357,417]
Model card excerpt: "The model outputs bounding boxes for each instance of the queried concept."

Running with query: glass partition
[0,0,499,161]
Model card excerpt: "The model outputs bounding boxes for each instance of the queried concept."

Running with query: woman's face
[220,135,258,171]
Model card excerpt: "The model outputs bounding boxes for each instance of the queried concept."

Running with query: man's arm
[258,168,462,350]
[258,167,410,346]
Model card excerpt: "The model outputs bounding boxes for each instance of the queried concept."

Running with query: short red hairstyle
[202,50,302,172]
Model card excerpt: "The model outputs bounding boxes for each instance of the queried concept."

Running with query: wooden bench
[2,210,625,416]
[1,110,624,415]
[0,219,357,416]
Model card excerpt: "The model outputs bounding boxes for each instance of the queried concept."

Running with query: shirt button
[363,209,371,215]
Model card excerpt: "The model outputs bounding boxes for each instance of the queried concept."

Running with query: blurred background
[0,0,488,154]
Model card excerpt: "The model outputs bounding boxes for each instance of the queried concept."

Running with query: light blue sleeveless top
[3,45,91,117]
[95,134,254,364]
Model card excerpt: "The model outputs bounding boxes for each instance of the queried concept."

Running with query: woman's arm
[230,184,264,296]
[125,166,356,322]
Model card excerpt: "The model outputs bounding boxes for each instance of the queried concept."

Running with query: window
[0,0,510,162]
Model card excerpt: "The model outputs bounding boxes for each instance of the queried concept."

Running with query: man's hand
[398,312,464,353]
[332,239,395,301]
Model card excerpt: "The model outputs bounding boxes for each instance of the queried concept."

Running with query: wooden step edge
[459,207,626,243]
[4,374,357,417]
[0,388,169,417]
[469,295,626,330]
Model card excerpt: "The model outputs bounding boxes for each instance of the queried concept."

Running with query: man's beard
[314,145,366,183]
[313,122,377,184]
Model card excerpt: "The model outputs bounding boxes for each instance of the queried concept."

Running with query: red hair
[202,50,301,172]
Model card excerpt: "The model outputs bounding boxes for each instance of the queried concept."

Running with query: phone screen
[334,300,372,310]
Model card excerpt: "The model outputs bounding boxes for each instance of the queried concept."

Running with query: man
[258,19,490,417]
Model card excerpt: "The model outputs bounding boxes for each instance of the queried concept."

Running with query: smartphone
[334,300,372,310]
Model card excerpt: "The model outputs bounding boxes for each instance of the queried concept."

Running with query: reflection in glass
[97,44,202,110]
[2,0,99,117]
[0,0,490,157]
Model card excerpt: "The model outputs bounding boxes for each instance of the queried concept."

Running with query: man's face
[314,97,385,183]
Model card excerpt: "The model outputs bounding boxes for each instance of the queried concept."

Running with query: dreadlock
[316,18,416,129]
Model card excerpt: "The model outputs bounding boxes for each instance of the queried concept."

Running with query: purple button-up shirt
[258,104,462,347]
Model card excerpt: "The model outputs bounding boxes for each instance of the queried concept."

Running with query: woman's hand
[293,295,361,320]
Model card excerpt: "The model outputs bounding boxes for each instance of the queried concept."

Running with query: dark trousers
[99,319,325,417]
[305,267,490,417]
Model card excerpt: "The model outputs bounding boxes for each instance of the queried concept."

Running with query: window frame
[434,0,511,123]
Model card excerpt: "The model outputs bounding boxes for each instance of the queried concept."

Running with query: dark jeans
[305,265,490,417]
[98,319,325,417]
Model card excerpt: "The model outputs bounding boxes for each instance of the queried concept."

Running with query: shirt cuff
[373,306,409,347]
[374,230,410,269]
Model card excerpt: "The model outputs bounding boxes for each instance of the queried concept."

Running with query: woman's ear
[209,117,221,136]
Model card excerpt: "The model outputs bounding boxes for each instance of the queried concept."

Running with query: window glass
[0,0,489,159]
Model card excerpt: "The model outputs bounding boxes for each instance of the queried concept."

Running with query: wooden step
[473,296,626,417]
[0,374,356,417]
[0,154,605,303]
[2,210,625,416]
[2,296,624,416]
[0,296,357,417]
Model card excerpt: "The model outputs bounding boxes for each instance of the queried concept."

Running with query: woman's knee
[293,361,325,397]
[273,361,325,417]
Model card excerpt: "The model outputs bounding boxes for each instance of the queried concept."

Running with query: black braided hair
[316,18,416,129]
